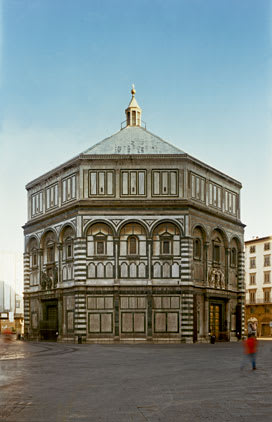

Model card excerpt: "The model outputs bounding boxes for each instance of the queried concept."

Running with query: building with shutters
[23,87,245,343]
[245,236,272,337]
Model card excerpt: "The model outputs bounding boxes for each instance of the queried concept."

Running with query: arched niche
[86,222,114,257]
[152,221,181,257]
[119,222,147,257]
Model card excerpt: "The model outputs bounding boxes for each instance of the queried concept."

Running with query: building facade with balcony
[23,88,245,343]
[245,236,272,337]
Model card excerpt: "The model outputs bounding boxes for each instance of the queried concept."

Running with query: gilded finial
[131,84,136,96]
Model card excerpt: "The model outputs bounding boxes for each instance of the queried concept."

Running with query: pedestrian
[240,333,258,370]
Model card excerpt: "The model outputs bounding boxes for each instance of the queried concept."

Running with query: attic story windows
[89,171,115,196]
[209,183,222,209]
[121,170,146,196]
[224,190,237,215]
[152,170,178,196]
[31,191,43,216]
[191,173,205,202]
[62,174,76,203]
[46,183,58,210]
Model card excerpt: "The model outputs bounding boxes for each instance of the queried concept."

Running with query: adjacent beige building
[245,236,272,337]
[23,88,245,343]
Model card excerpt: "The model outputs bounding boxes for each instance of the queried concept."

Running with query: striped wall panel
[74,238,87,284]
[180,238,193,286]
[24,253,30,290]
[74,293,87,336]
[180,292,194,342]
[24,299,30,336]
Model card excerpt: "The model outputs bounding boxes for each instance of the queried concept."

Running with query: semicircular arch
[40,228,58,248]
[84,220,116,237]
[117,219,149,237]
[192,223,208,242]
[59,223,76,242]
[210,226,229,248]
[26,235,39,252]
[150,219,184,237]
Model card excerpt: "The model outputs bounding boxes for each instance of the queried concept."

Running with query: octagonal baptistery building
[23,88,245,343]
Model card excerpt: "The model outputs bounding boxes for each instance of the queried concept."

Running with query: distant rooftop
[245,235,272,244]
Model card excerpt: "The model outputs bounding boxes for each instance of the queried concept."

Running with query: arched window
[194,238,201,260]
[128,236,138,255]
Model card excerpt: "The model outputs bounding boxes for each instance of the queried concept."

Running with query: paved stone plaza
[0,338,272,421]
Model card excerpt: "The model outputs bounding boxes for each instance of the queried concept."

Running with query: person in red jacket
[241,334,257,370]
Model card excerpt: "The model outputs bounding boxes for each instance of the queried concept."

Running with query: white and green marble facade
[23,102,245,343]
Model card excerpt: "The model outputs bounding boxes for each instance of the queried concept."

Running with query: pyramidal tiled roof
[83,126,185,155]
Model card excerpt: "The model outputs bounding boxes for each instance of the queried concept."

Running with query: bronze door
[209,304,221,340]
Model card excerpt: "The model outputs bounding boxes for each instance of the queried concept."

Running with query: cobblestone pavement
[1,337,272,422]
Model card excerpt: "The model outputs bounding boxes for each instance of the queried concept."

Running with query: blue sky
[0,0,271,289]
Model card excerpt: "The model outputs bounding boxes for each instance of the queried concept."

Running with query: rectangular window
[224,190,237,215]
[31,191,43,216]
[249,245,256,254]
[170,172,177,195]
[47,246,54,263]
[62,179,67,202]
[122,172,129,195]
[163,240,170,254]
[138,172,145,195]
[97,241,105,255]
[152,170,178,196]
[191,173,205,202]
[250,258,256,269]
[67,177,71,199]
[99,172,105,194]
[264,242,270,251]
[90,172,97,195]
[264,255,271,267]
[249,291,256,303]
[45,183,58,210]
[264,272,270,284]
[130,172,137,194]
[250,273,256,285]
[62,174,77,203]
[89,171,115,196]
[107,172,113,195]
[213,244,220,263]
[153,172,160,195]
[71,175,76,197]
[162,172,168,194]
[121,170,146,196]
[67,244,72,258]
[209,182,222,209]
[264,289,271,303]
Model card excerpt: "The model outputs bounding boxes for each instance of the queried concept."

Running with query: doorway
[40,300,58,341]
[209,303,222,340]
